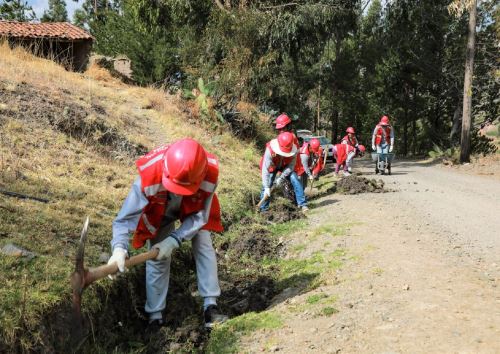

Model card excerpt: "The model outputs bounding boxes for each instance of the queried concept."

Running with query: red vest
[374,125,391,145]
[335,143,355,166]
[314,147,325,174]
[295,142,321,176]
[341,135,358,147]
[132,145,223,249]
[294,143,309,176]
[259,142,295,173]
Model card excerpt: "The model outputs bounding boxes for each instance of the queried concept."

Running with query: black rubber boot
[204,305,229,329]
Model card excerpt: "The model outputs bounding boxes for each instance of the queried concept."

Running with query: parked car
[303,135,334,160]
[296,129,313,139]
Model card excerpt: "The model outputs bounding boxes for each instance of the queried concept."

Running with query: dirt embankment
[0,44,270,353]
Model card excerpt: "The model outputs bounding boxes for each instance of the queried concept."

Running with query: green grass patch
[268,219,308,237]
[313,222,357,238]
[306,293,328,304]
[263,249,346,291]
[206,312,282,354]
[321,306,339,316]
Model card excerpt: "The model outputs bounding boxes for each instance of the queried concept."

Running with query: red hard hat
[380,115,390,125]
[310,138,321,153]
[270,132,297,157]
[346,127,355,134]
[358,145,366,153]
[275,114,292,129]
[162,138,208,195]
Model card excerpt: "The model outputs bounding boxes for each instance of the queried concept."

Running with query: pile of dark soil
[336,175,386,194]
[229,225,282,260]
[263,196,304,223]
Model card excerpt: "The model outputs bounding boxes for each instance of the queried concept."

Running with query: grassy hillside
[0,44,266,352]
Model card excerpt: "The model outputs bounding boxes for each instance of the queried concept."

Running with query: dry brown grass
[0,44,261,351]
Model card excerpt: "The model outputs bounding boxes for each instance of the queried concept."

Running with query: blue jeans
[376,144,390,154]
[260,172,307,211]
[290,172,307,207]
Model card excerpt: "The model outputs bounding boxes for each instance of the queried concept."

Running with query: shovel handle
[85,249,159,285]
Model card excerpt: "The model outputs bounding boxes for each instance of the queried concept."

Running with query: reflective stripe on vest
[141,214,157,234]
[200,180,216,193]
[139,153,164,172]
[144,183,165,197]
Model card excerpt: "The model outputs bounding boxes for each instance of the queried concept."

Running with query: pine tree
[0,0,36,21]
[41,0,68,22]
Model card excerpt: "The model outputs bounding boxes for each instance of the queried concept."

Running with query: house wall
[113,58,132,79]
[72,40,92,72]
[4,37,92,72]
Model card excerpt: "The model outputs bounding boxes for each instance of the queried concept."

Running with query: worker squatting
[107,113,394,329]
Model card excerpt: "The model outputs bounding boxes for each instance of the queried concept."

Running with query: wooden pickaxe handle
[256,194,269,209]
[85,249,159,285]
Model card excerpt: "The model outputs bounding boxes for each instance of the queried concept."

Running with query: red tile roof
[0,20,93,40]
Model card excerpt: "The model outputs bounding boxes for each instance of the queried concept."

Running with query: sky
[27,0,84,21]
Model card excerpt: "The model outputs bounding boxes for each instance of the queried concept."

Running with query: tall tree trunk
[460,0,477,163]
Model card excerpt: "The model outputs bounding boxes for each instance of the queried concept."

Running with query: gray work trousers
[145,225,221,320]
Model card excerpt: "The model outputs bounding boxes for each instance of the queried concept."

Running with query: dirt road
[241,159,500,353]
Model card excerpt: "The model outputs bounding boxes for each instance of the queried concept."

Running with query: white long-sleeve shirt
[111,177,214,251]
[300,153,313,176]
[261,148,296,188]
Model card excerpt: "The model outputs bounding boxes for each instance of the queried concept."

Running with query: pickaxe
[256,185,277,209]
[70,217,158,335]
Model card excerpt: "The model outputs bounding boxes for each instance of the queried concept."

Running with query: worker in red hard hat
[275,113,300,148]
[372,115,394,171]
[295,138,324,189]
[341,127,359,148]
[260,132,308,212]
[341,127,361,172]
[332,144,366,176]
[107,138,228,329]
[372,116,394,153]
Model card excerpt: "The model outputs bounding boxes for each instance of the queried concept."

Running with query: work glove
[154,236,180,260]
[107,247,128,280]
[372,145,376,151]
[263,187,271,199]
[389,145,394,153]
[275,176,284,187]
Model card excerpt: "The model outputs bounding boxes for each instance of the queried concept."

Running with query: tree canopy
[0,0,36,21]
[66,0,500,156]
[41,0,68,22]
